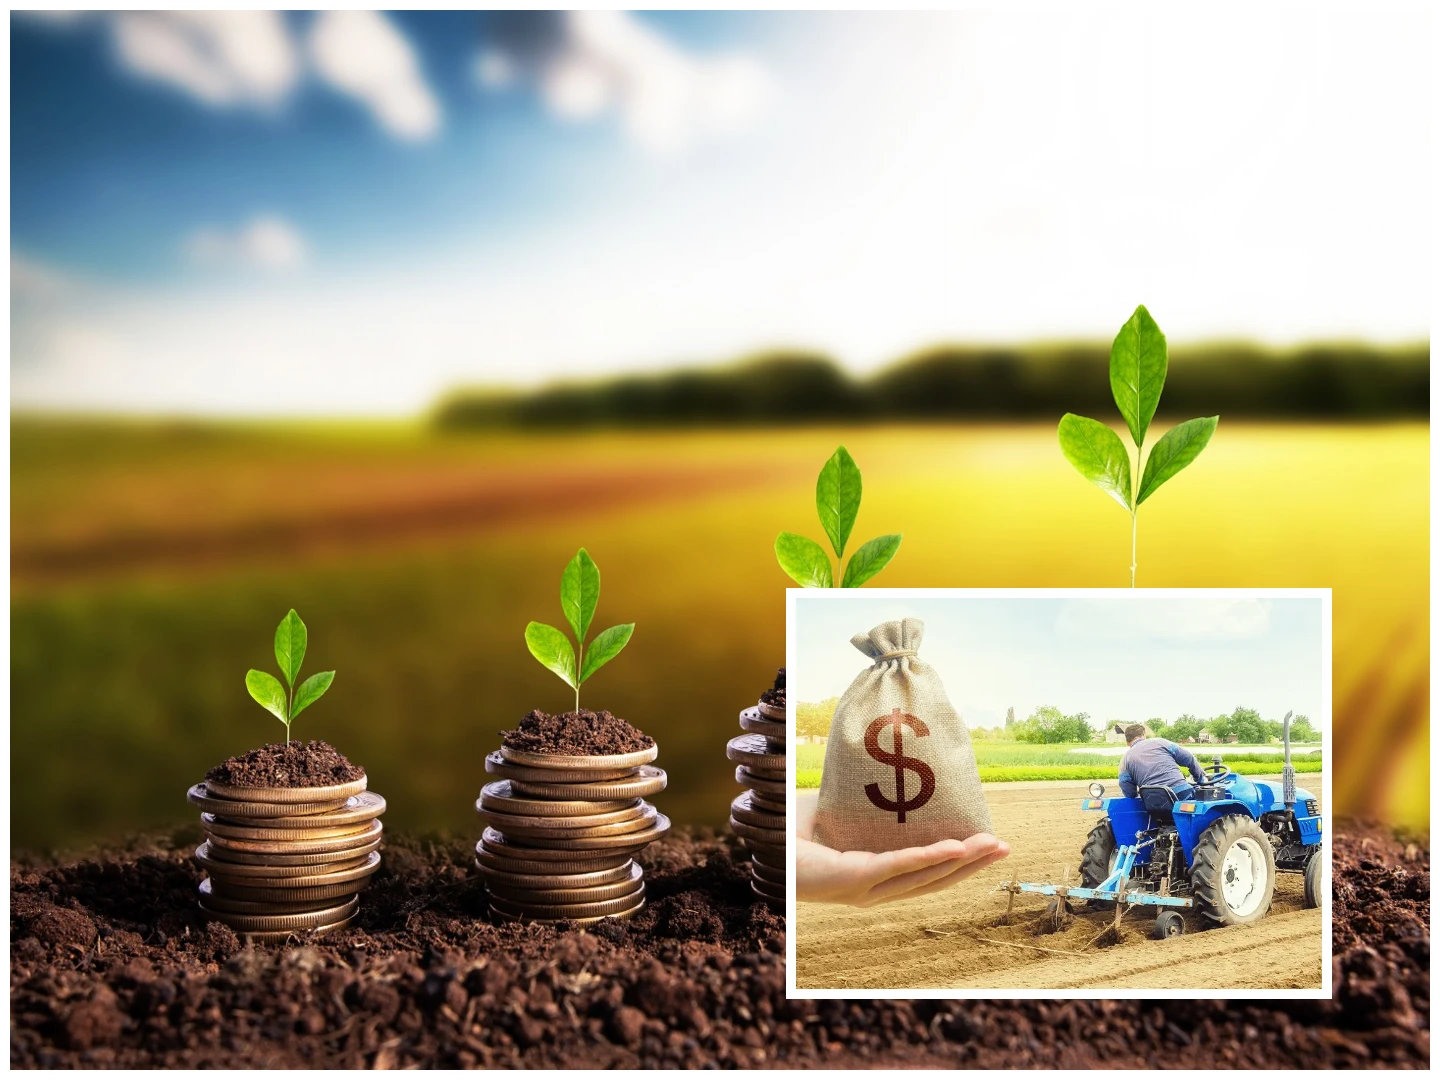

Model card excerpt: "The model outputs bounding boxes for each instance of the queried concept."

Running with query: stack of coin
[729,686,787,907]
[187,774,386,941]
[475,743,668,925]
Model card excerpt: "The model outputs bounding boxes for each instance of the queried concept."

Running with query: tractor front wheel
[1303,850,1321,908]
[1079,820,1118,911]
[1191,815,1276,926]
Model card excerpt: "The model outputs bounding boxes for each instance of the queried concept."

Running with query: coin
[198,846,377,881]
[484,864,645,905]
[478,780,640,818]
[507,766,667,802]
[237,915,354,943]
[739,706,786,740]
[479,805,658,841]
[199,894,359,932]
[209,791,388,829]
[197,878,356,916]
[200,775,368,804]
[726,734,785,772]
[187,783,352,819]
[204,819,383,855]
[200,815,379,843]
[757,701,786,723]
[474,845,633,877]
[751,877,786,902]
[483,751,636,785]
[740,835,786,861]
[730,816,786,847]
[499,744,658,771]
[199,850,381,888]
[476,800,652,831]
[749,790,787,814]
[489,900,643,927]
[473,857,636,891]
[487,885,645,920]
[730,791,786,830]
[749,848,785,873]
[209,878,369,904]
[200,837,381,867]
[735,766,785,796]
[488,813,670,852]
[750,860,785,886]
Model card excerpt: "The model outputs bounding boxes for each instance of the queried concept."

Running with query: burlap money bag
[812,618,991,851]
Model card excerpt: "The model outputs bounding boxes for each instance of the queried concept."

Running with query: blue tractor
[1002,712,1323,939]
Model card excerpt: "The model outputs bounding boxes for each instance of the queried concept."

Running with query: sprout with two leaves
[525,549,635,712]
[775,446,902,588]
[245,609,336,745]
[1058,305,1219,587]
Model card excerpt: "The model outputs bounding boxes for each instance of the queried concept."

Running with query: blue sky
[793,595,1326,733]
[10,10,1430,416]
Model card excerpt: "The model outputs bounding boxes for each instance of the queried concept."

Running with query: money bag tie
[812,617,991,852]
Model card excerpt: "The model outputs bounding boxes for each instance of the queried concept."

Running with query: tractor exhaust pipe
[1281,710,1295,811]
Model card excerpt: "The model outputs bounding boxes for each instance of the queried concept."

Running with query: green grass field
[8,419,1424,848]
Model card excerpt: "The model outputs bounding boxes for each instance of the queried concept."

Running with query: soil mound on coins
[501,709,654,756]
[205,740,365,789]
[9,824,1428,1068]
[759,668,785,708]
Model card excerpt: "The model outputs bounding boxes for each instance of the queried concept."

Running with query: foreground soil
[11,821,1428,1068]
[798,779,1331,991]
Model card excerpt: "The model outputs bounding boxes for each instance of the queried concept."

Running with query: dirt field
[796,777,1325,991]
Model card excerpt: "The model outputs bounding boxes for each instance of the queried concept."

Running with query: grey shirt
[1118,738,1206,797]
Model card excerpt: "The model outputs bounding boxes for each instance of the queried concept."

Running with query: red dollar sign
[863,707,936,823]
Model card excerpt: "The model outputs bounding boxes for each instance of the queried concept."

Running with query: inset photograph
[788,589,1330,996]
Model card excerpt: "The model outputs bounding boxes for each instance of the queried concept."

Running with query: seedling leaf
[1058,413,1133,511]
[842,533,902,588]
[1137,416,1218,504]
[246,669,288,725]
[815,445,863,558]
[273,609,307,688]
[1109,304,1168,447]
[561,548,600,642]
[525,621,577,688]
[578,623,634,684]
[290,670,335,720]
[775,532,834,588]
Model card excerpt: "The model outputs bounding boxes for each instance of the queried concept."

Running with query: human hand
[794,796,1010,907]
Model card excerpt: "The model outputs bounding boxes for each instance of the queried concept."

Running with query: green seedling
[244,609,335,745]
[1058,305,1218,587]
[776,446,902,588]
[525,548,635,712]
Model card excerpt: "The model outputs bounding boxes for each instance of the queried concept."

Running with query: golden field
[9,420,1427,849]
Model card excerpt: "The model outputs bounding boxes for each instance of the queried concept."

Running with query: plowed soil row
[797,778,1323,991]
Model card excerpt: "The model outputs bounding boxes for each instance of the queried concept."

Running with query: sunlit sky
[792,595,1327,733]
[10,9,1431,416]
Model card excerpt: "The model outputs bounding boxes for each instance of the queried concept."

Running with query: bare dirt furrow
[796,777,1325,991]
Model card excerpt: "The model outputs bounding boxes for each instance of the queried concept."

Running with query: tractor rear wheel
[1191,815,1276,926]
[1079,820,1118,911]
[1303,850,1321,908]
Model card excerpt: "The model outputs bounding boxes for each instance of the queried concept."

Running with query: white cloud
[308,11,441,142]
[110,12,299,108]
[479,11,770,154]
[11,254,79,303]
[1055,600,1273,643]
[183,216,308,271]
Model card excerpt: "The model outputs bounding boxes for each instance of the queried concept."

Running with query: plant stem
[1129,510,1137,588]
[1129,439,1143,588]
[575,639,582,713]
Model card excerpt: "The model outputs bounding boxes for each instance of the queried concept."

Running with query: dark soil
[501,709,654,757]
[9,822,1428,1068]
[759,668,785,709]
[204,741,365,790]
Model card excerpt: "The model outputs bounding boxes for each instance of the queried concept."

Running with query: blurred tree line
[434,343,1428,429]
[968,705,1320,744]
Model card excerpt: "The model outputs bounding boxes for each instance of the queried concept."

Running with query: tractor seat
[1139,785,1179,823]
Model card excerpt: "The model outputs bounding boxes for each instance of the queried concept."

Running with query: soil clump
[759,669,785,709]
[204,741,364,789]
[501,709,654,757]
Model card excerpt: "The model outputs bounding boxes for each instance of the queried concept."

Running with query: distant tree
[1169,715,1204,742]
[1016,706,1094,744]
[1264,719,1284,742]
[1204,713,1235,741]
[1004,707,1016,729]
[1227,706,1269,744]
[795,698,838,741]
[1147,717,1169,739]
[1288,714,1319,743]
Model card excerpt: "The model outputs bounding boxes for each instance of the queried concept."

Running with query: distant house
[1224,734,1240,744]
[1105,723,1128,744]
[1196,731,1216,743]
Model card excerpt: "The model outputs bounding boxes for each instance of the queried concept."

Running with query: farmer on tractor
[1118,724,1206,800]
